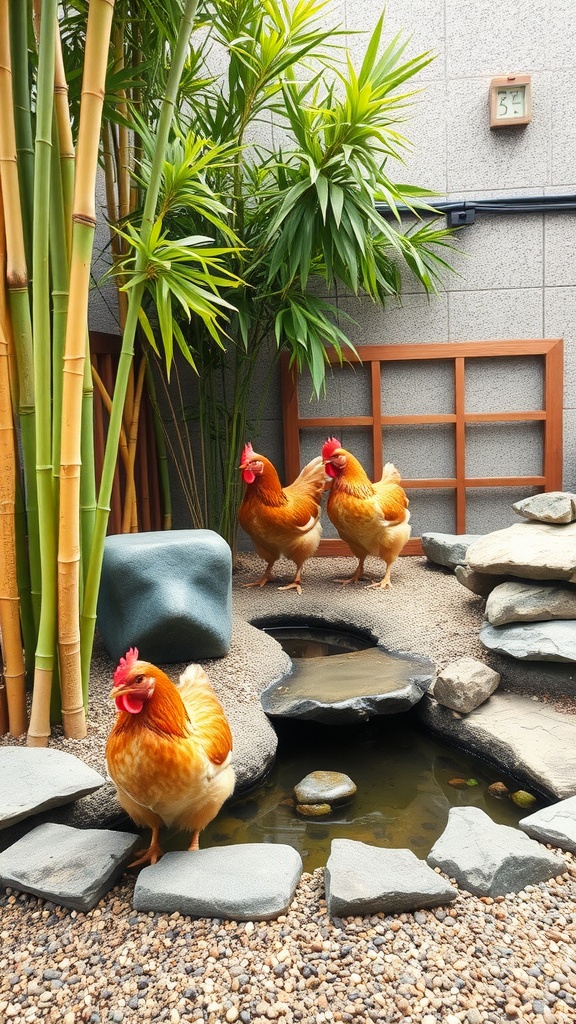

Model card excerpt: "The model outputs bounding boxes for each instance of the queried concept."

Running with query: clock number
[497,88,524,118]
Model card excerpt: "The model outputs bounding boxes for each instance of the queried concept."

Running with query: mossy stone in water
[294,771,357,807]
[295,803,332,818]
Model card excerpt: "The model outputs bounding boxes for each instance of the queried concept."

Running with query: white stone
[433,656,500,713]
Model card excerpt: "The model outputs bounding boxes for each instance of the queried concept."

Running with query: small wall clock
[489,74,532,127]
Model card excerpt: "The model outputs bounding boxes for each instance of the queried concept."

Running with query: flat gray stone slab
[260,646,435,724]
[467,521,576,583]
[481,619,576,662]
[133,844,303,920]
[485,581,576,626]
[0,748,106,829]
[417,691,576,800]
[325,839,457,918]
[0,822,139,911]
[427,806,565,897]
[520,795,576,854]
[421,533,481,569]
[513,492,576,524]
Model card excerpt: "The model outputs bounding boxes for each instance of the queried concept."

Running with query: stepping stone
[421,533,481,570]
[0,748,105,829]
[0,823,139,911]
[519,795,576,854]
[133,844,302,920]
[427,806,564,896]
[97,529,232,663]
[417,691,576,800]
[325,839,457,918]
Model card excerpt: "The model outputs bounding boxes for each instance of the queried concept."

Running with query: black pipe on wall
[376,194,576,227]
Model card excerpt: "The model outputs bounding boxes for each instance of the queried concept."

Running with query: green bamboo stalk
[27,0,58,748]
[54,20,74,254]
[81,0,201,699]
[144,359,172,529]
[9,0,34,273]
[1,0,40,679]
[58,0,116,739]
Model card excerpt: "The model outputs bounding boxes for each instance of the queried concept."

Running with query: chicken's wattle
[115,692,145,714]
[242,468,256,484]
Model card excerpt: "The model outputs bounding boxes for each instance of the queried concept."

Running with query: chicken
[321,436,411,589]
[238,441,326,594]
[106,647,235,867]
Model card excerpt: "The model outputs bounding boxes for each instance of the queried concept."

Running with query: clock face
[497,86,526,119]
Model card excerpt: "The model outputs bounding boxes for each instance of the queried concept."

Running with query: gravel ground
[2,555,576,1024]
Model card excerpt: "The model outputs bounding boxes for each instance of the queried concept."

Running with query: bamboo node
[72,213,97,228]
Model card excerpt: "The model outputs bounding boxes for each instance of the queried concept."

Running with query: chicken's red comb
[113,647,140,687]
[322,436,342,460]
[240,441,255,465]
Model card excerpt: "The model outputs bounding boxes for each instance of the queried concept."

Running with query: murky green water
[199,716,544,872]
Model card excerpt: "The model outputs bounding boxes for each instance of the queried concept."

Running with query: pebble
[2,853,576,1024]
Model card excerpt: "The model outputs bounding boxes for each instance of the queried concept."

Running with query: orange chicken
[238,442,326,594]
[106,648,235,866]
[322,436,411,588]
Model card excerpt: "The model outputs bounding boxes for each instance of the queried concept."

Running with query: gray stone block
[433,656,500,713]
[133,844,303,920]
[421,532,481,570]
[481,620,576,662]
[467,522,576,583]
[97,529,232,662]
[0,748,105,829]
[519,795,576,855]
[427,806,565,896]
[325,839,457,918]
[513,492,576,524]
[486,581,576,626]
[0,822,139,911]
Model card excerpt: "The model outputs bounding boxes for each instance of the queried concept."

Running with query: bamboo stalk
[121,354,146,533]
[0,314,27,736]
[1,0,40,694]
[54,18,75,256]
[9,0,34,272]
[28,0,59,748]
[144,359,172,529]
[81,0,201,693]
[58,0,115,738]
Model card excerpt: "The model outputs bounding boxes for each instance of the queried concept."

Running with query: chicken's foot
[334,560,367,585]
[241,561,275,588]
[128,826,163,868]
[278,569,303,595]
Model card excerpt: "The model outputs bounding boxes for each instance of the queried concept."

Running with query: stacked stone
[464,492,576,665]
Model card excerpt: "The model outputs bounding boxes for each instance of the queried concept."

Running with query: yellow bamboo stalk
[58,0,115,739]
[121,354,146,533]
[0,315,27,736]
[91,363,131,474]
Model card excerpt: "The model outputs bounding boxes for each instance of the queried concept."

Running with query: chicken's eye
[133,674,144,686]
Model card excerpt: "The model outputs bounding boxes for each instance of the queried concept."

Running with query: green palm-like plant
[134,0,457,554]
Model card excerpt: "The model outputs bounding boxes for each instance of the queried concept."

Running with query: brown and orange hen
[106,648,235,866]
[322,436,411,589]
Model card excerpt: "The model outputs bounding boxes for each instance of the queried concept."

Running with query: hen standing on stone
[322,436,411,588]
[238,442,326,594]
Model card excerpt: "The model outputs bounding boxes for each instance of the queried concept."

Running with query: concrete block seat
[97,530,232,663]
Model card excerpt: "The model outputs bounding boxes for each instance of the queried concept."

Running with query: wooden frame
[489,74,532,128]
[281,339,564,556]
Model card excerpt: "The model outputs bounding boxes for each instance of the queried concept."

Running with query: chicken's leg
[278,567,304,595]
[335,557,367,585]
[241,559,276,588]
[188,830,200,852]
[128,826,163,867]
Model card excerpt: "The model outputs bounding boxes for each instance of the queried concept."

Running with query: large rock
[133,844,302,920]
[427,806,564,896]
[513,492,576,524]
[433,656,500,713]
[481,620,576,662]
[454,564,502,597]
[417,691,576,800]
[466,521,576,583]
[421,533,481,570]
[486,581,576,626]
[0,823,139,911]
[519,796,576,855]
[0,748,105,829]
[97,529,232,663]
[260,646,435,724]
[325,839,457,918]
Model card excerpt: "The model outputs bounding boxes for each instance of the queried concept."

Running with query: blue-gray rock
[513,492,576,524]
[294,771,357,806]
[433,656,500,713]
[133,844,302,920]
[260,646,435,724]
[97,529,232,662]
[427,806,565,896]
[0,748,105,829]
[325,839,457,918]
[0,822,139,911]
[519,795,576,855]
[454,564,501,596]
[467,521,576,582]
[485,581,576,626]
[417,691,576,801]
[421,533,481,570]
[481,620,576,662]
